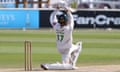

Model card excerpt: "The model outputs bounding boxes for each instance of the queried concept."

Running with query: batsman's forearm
[50,10,59,25]
[67,11,74,25]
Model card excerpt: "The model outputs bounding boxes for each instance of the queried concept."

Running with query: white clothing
[49,10,82,67]
[41,10,82,70]
[50,10,74,54]
[41,63,73,70]
[41,41,82,70]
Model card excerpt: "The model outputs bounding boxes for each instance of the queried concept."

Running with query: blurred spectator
[95,3,111,9]
[77,0,120,9]
[77,3,89,9]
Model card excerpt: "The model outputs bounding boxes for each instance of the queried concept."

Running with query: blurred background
[0,0,120,29]
[77,0,120,9]
[0,0,120,69]
[0,0,120,9]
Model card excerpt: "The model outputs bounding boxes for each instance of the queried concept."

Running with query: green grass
[0,29,120,68]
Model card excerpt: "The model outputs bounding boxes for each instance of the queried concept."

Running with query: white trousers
[42,63,73,70]
[41,42,82,70]
[61,44,78,64]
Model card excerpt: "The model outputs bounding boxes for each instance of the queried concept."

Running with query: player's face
[59,17,67,26]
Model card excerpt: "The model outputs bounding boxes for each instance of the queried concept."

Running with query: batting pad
[41,63,74,70]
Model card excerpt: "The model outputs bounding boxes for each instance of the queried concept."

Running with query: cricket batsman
[41,1,82,70]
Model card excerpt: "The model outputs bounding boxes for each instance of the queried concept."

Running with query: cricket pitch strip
[0,65,120,72]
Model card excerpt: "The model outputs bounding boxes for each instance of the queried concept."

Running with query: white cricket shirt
[50,10,74,52]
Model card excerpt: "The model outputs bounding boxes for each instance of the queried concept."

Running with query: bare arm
[50,10,59,26]
[65,8,74,29]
